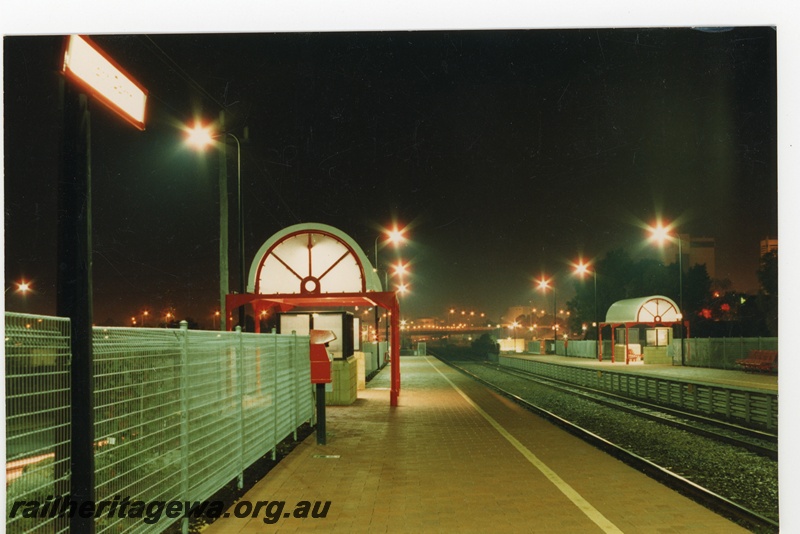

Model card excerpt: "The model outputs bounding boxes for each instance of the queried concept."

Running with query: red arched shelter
[598,295,689,364]
[226,223,402,406]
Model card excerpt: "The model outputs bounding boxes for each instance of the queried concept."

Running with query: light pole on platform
[574,260,599,359]
[185,119,247,331]
[648,221,685,365]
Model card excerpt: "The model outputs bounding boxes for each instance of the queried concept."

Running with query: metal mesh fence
[558,338,780,369]
[679,337,778,369]
[6,313,71,534]
[93,327,184,534]
[6,314,312,534]
[92,325,312,534]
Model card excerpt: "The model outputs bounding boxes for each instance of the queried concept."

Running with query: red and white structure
[226,223,402,406]
[598,295,689,364]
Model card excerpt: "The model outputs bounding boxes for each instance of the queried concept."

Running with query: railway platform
[203,355,749,533]
[501,354,777,392]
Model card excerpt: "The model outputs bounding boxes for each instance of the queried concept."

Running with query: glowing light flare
[185,121,216,150]
[377,223,409,249]
[536,278,552,291]
[647,221,677,244]
[62,35,148,130]
[16,280,32,294]
[573,260,594,277]
[388,227,406,244]
[392,261,409,277]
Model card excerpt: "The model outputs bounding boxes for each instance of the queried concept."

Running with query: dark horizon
[4,28,778,327]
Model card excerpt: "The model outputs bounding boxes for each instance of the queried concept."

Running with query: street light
[648,221,685,365]
[186,120,246,331]
[374,225,406,282]
[372,225,407,366]
[511,321,519,351]
[536,277,557,353]
[574,260,599,359]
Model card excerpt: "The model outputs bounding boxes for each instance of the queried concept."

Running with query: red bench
[735,350,778,373]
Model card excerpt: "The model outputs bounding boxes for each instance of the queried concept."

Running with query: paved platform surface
[504,354,778,392]
[203,356,749,533]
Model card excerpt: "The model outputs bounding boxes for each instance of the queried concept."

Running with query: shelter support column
[390,301,401,406]
[625,326,630,365]
[610,324,616,363]
[598,326,603,361]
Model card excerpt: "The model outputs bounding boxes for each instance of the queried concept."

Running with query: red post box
[309,329,335,384]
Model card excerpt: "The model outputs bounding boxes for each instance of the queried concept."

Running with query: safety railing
[92,323,312,534]
[6,314,313,534]
[5,313,72,534]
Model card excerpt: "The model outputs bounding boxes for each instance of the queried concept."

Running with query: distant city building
[760,237,778,256]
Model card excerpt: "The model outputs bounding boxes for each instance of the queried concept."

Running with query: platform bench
[735,350,778,373]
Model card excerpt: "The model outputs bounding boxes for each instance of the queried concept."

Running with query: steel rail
[482,361,778,459]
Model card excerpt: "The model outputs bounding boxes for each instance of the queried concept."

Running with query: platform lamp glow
[6,280,32,295]
[186,121,246,331]
[648,222,685,365]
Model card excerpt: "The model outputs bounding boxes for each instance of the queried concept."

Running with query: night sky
[3,27,779,326]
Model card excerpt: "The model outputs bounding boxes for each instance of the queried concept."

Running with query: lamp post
[648,222,685,365]
[536,277,557,354]
[574,261,599,359]
[511,321,519,351]
[186,120,246,331]
[229,132,246,332]
[373,226,406,288]
[372,226,407,365]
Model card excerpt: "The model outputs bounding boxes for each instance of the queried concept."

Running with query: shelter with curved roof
[226,222,402,406]
[599,295,688,364]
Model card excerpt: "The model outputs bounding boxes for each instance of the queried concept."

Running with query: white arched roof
[247,222,382,295]
[604,295,681,323]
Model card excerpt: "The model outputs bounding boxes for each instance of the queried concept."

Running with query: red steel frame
[227,291,402,406]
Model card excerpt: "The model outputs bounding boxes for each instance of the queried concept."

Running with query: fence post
[236,325,245,490]
[179,321,189,534]
[273,330,280,460]
[292,331,298,441]
[722,338,726,369]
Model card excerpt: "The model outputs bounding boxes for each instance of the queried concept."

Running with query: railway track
[430,350,779,533]
[481,360,778,460]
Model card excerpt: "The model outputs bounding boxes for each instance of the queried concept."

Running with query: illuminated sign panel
[62,35,148,130]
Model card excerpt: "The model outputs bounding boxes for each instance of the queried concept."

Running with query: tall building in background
[656,234,717,279]
[760,237,778,256]
[688,236,716,279]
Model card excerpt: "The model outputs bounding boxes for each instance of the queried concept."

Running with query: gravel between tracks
[452,359,779,524]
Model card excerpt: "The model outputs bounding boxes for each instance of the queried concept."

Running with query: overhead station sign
[62,34,148,130]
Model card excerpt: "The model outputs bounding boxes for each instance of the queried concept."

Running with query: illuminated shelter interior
[226,222,402,406]
[598,295,688,364]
